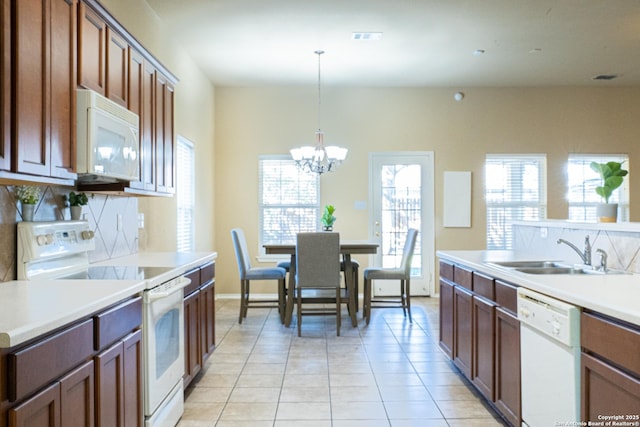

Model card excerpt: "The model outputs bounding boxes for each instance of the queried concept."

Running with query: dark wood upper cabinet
[12,0,77,179]
[1,0,9,171]
[106,27,128,107]
[77,1,105,95]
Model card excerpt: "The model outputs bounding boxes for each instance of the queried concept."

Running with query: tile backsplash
[0,185,138,281]
[513,221,640,273]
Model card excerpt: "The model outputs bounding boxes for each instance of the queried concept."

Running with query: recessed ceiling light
[473,49,485,56]
[593,74,619,81]
[352,32,383,41]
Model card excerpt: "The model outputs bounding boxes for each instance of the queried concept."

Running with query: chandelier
[290,50,348,174]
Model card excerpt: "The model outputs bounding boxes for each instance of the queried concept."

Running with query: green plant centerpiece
[14,185,41,222]
[590,161,628,222]
[64,191,89,220]
[321,204,337,231]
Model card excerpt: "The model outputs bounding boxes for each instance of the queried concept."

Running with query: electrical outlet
[117,214,123,231]
[138,213,145,229]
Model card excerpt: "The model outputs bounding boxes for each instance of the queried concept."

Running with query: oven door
[143,277,188,417]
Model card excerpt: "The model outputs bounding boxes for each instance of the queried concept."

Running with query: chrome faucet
[557,235,592,266]
[596,249,608,272]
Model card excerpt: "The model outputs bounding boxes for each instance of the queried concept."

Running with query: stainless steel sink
[488,260,565,269]
[515,267,591,275]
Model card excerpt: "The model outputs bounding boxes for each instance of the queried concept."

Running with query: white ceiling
[144,0,640,87]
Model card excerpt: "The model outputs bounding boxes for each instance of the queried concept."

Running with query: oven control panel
[18,220,96,263]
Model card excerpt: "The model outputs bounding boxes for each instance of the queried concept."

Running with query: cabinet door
[13,0,50,176]
[122,330,142,427]
[95,341,125,427]
[127,49,144,188]
[453,285,473,377]
[582,353,640,421]
[495,307,521,427]
[439,279,454,359]
[0,0,9,170]
[472,296,495,401]
[77,2,105,94]
[136,61,156,191]
[162,81,175,194]
[60,360,95,427]
[106,28,128,107]
[8,382,61,427]
[49,0,77,179]
[200,280,216,362]
[183,290,202,388]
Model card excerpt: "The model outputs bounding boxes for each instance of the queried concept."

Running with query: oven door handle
[147,276,191,301]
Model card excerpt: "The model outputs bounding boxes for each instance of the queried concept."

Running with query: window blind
[485,154,547,249]
[259,156,320,254]
[177,136,195,252]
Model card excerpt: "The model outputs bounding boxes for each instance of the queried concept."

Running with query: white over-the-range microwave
[76,89,140,183]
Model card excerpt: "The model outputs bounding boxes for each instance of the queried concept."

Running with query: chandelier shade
[290,50,348,174]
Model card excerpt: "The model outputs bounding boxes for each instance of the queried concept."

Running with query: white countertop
[437,250,640,327]
[0,251,217,349]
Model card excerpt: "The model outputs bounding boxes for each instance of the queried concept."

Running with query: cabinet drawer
[453,265,473,290]
[439,261,454,281]
[9,319,94,402]
[581,312,640,377]
[183,267,201,297]
[200,261,215,283]
[495,280,518,314]
[94,296,142,350]
[473,272,494,300]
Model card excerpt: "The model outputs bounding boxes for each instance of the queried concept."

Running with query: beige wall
[215,86,640,296]
[101,0,216,253]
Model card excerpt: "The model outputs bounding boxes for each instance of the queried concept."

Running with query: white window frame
[485,154,547,250]
[176,135,195,252]
[567,154,629,222]
[258,155,320,259]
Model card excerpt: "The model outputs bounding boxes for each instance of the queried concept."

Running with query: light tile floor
[179,297,507,427]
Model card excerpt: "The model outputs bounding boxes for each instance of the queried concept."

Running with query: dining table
[263,240,379,328]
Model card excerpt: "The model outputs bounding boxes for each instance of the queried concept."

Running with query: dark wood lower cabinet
[453,285,473,377]
[60,361,95,427]
[184,289,202,387]
[494,307,521,427]
[581,353,640,420]
[439,279,454,358]
[472,296,495,401]
[122,331,142,427]
[8,382,60,427]
[200,281,216,362]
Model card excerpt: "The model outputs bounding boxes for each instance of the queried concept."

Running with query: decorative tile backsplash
[513,221,640,273]
[0,185,138,282]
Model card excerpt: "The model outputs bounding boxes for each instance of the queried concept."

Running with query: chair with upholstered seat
[231,228,287,324]
[294,232,344,336]
[363,228,419,325]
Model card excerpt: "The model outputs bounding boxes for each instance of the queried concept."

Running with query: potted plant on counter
[321,204,337,231]
[15,185,41,222]
[64,191,89,220]
[590,161,628,222]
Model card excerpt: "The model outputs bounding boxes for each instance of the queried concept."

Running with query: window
[259,155,320,256]
[176,136,195,252]
[485,154,547,249]
[567,154,629,222]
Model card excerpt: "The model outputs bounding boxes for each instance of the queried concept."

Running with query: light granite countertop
[0,251,217,349]
[437,250,640,327]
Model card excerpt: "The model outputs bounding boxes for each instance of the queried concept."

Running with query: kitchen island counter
[438,250,640,326]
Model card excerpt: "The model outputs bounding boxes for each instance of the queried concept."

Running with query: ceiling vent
[352,32,382,41]
[593,74,618,81]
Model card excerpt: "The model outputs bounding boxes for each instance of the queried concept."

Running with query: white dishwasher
[517,288,581,427]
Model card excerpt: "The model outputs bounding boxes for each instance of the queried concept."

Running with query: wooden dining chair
[231,228,287,324]
[294,232,344,336]
[363,228,419,325]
